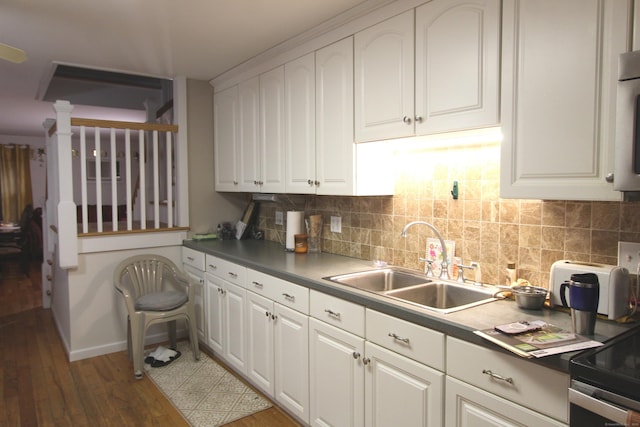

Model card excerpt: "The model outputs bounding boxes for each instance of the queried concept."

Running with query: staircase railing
[45,100,189,268]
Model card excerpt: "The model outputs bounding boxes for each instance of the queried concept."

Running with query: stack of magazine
[474,320,603,358]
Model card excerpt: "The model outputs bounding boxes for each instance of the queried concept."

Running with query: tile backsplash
[257,141,640,288]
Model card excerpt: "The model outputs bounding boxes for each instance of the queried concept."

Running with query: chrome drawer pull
[388,332,410,344]
[324,309,341,319]
[208,264,217,270]
[228,272,238,279]
[252,281,263,288]
[482,369,513,384]
[187,256,195,261]
[352,352,360,360]
[282,292,295,301]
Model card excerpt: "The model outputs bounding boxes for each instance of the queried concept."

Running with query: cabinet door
[285,53,317,194]
[445,377,566,427]
[205,272,224,355]
[183,264,206,343]
[274,304,310,424]
[309,317,365,427]
[246,291,275,396]
[315,37,355,196]
[237,77,261,192]
[260,66,286,193]
[224,281,247,374]
[213,85,239,191]
[500,0,629,201]
[354,10,415,142]
[365,342,444,427]
[415,0,500,135]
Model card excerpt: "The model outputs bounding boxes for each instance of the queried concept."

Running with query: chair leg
[130,316,146,379]
[126,316,132,361]
[188,308,200,361]
[168,320,177,350]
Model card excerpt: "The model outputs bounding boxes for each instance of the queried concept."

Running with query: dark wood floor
[0,260,301,427]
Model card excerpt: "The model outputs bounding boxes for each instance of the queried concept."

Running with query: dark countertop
[184,239,635,373]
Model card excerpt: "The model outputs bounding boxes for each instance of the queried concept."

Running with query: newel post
[53,100,78,268]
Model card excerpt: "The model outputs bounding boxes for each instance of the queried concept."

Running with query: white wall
[65,245,183,361]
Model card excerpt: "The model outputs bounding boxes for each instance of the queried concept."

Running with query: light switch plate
[330,216,341,233]
[618,241,640,272]
[275,211,283,225]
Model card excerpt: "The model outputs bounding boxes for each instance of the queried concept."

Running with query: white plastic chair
[113,254,200,379]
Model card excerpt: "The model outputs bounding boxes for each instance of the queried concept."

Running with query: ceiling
[0,0,389,137]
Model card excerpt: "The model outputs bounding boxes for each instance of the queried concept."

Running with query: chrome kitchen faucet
[401,221,450,280]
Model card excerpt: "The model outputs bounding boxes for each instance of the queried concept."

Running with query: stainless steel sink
[324,267,501,314]
[385,281,499,314]
[325,267,431,292]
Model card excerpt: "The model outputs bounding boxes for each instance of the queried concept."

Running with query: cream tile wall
[257,140,640,288]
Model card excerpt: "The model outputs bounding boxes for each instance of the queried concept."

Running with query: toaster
[549,260,630,320]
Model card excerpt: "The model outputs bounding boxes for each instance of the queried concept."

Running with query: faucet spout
[401,221,450,280]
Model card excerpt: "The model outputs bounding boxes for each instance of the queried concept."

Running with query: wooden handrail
[48,118,178,137]
[70,118,178,132]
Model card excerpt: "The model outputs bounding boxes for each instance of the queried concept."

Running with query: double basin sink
[324,267,503,314]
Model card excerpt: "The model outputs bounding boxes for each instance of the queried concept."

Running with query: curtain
[0,144,33,223]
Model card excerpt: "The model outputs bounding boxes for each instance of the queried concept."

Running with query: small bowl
[511,285,548,310]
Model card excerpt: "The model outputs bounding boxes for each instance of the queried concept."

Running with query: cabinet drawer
[205,255,246,287]
[246,269,309,314]
[366,309,444,371]
[182,247,205,271]
[246,269,280,299]
[446,337,569,423]
[310,290,365,336]
[274,279,309,314]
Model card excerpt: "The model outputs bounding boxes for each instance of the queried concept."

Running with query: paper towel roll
[286,211,305,251]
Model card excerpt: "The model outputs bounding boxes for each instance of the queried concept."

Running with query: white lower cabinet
[245,269,310,424]
[309,293,445,427]
[365,341,444,427]
[274,303,309,423]
[204,255,248,374]
[446,336,569,426]
[445,377,566,427]
[182,247,206,343]
[309,317,365,427]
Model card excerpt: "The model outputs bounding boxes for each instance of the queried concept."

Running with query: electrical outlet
[275,211,283,226]
[330,216,342,233]
[618,241,640,272]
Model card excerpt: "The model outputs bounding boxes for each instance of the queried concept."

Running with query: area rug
[145,341,272,427]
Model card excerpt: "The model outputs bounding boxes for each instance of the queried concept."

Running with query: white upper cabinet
[415,0,500,135]
[316,37,394,196]
[259,66,286,193]
[355,10,415,142]
[354,0,500,143]
[213,85,239,191]
[285,53,317,194]
[237,77,261,192]
[316,37,356,196]
[500,0,630,201]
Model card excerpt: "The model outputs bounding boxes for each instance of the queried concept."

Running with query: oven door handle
[569,388,628,424]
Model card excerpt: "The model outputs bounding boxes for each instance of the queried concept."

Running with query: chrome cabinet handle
[403,115,412,124]
[282,293,295,301]
[208,264,217,270]
[187,256,195,261]
[388,332,410,344]
[228,272,238,279]
[415,115,423,123]
[324,309,341,319]
[352,352,360,360]
[314,180,320,186]
[482,369,513,384]
[307,179,313,185]
[233,180,238,185]
[252,281,263,288]
[605,173,614,183]
[363,357,371,365]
